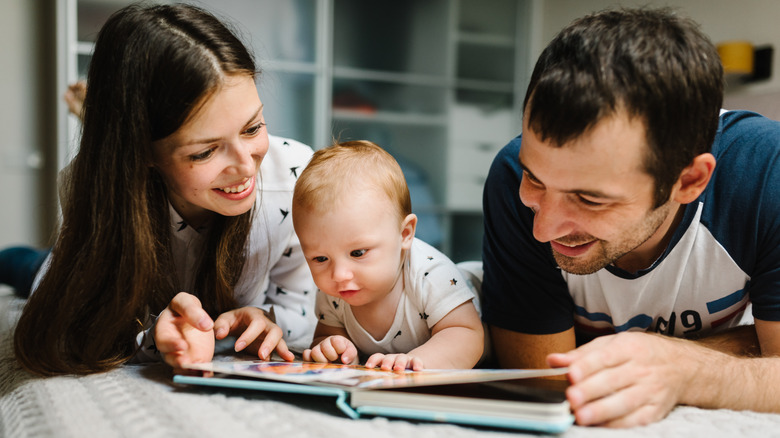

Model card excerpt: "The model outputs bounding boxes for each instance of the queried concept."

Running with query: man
[482,7,780,427]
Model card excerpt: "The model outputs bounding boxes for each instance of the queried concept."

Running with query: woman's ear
[672,153,716,204]
[400,213,417,249]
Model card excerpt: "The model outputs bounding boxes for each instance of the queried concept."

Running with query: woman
[13,3,315,375]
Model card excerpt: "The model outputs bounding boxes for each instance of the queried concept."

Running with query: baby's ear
[400,214,417,248]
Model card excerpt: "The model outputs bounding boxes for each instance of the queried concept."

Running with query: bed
[2,288,779,438]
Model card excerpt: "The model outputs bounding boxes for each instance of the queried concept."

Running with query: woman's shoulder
[260,135,314,191]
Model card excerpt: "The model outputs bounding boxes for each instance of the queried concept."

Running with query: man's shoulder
[716,110,780,157]
[697,110,780,263]
[711,110,780,187]
[491,134,523,171]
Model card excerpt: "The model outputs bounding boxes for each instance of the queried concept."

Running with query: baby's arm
[365,301,484,370]
[302,323,359,365]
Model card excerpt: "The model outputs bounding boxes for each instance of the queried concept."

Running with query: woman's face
[153,75,268,227]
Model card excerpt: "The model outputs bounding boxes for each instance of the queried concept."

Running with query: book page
[183,360,568,389]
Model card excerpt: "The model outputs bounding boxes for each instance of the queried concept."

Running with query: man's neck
[613,203,686,273]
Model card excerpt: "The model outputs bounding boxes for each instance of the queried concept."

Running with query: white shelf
[456,78,514,93]
[332,109,447,126]
[75,41,94,56]
[60,0,530,262]
[263,60,319,75]
[332,66,450,88]
[458,32,514,47]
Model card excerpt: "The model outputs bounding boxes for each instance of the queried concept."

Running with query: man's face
[518,110,680,274]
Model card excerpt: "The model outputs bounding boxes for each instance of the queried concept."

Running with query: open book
[174,360,574,433]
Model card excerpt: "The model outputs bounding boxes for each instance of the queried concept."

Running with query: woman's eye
[313,256,328,263]
[350,249,367,258]
[244,122,266,136]
[189,148,215,161]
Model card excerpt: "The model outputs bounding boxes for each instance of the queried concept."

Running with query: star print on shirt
[276,286,287,295]
[393,331,402,339]
[176,221,187,231]
[427,256,434,261]
[450,278,458,286]
[290,166,300,178]
[419,312,429,320]
[283,141,290,146]
[332,301,339,309]
[279,208,289,223]
[283,247,292,257]
[319,313,325,320]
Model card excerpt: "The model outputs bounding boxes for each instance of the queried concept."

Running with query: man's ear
[672,153,716,204]
[400,213,417,249]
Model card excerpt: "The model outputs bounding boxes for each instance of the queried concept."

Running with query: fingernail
[260,348,269,359]
[577,406,592,425]
[235,341,246,351]
[198,317,211,330]
[567,386,584,408]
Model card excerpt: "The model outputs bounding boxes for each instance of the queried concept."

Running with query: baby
[292,140,484,371]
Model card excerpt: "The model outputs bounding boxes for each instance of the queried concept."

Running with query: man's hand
[214,306,294,361]
[365,353,424,371]
[547,331,695,427]
[154,292,216,372]
[302,335,358,365]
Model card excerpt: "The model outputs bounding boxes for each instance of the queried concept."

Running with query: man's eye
[189,148,215,161]
[578,196,604,207]
[313,256,328,263]
[523,170,543,186]
[350,249,367,258]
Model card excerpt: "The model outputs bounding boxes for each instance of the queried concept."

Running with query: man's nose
[529,192,575,243]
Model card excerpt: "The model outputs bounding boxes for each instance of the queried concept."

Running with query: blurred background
[2,0,778,263]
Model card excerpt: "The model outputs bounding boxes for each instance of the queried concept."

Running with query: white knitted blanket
[2,291,780,438]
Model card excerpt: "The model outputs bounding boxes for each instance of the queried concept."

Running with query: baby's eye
[189,148,215,161]
[350,249,367,258]
[312,256,328,263]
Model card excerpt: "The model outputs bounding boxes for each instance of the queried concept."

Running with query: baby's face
[295,189,413,308]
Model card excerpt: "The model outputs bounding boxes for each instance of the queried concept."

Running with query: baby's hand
[365,353,424,371]
[302,335,358,365]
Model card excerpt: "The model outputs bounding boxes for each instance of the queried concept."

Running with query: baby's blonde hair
[293,140,411,223]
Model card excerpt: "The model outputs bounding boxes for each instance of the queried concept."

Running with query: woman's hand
[214,306,294,361]
[154,292,216,372]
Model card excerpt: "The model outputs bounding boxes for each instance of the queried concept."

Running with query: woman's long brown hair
[14,4,257,375]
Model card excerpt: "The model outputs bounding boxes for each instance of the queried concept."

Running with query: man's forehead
[519,117,654,199]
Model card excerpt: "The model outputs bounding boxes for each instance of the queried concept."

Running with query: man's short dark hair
[523,8,723,208]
